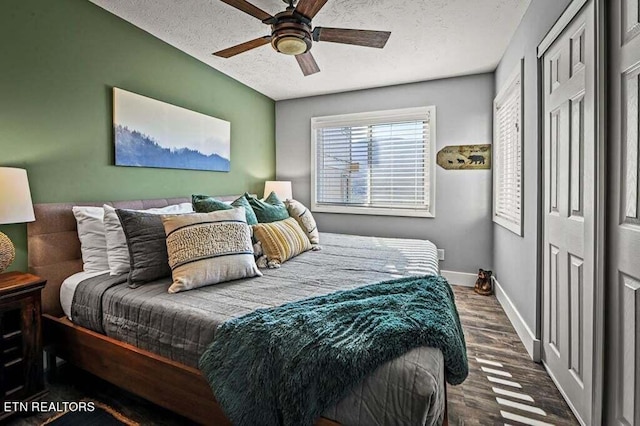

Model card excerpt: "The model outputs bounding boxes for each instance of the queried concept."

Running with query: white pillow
[162,209,262,294]
[285,199,320,245]
[72,206,109,272]
[103,203,193,276]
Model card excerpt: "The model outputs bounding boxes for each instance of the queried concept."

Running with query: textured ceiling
[89,0,531,100]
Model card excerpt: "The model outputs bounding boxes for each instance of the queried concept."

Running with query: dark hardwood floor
[449,286,578,425]
[7,285,577,425]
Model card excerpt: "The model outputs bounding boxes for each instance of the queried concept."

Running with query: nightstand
[0,272,47,421]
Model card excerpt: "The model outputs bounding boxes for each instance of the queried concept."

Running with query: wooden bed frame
[28,197,448,426]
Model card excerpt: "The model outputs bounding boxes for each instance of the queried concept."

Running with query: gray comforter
[71,233,444,425]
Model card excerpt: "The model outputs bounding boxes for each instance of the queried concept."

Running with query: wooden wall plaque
[436,144,491,170]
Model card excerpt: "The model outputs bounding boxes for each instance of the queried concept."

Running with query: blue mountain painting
[115,125,230,172]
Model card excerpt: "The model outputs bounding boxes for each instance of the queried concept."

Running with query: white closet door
[607,0,640,424]
[541,2,596,424]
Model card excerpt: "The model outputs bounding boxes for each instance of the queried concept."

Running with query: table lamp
[0,168,35,273]
[264,181,292,201]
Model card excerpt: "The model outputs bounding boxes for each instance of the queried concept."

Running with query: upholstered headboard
[27,196,240,317]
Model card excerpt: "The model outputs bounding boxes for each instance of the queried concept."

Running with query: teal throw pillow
[245,192,290,223]
[192,194,258,225]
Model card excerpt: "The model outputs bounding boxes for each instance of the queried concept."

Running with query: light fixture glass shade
[0,167,35,224]
[276,36,307,55]
[264,181,293,201]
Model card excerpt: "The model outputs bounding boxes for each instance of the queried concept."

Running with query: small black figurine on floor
[474,269,493,296]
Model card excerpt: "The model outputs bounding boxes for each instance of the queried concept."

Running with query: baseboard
[440,270,477,287]
[493,277,541,361]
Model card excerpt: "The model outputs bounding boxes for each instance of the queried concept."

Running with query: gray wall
[493,0,571,332]
[275,73,494,273]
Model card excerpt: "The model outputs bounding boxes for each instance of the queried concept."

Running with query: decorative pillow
[162,209,262,293]
[285,199,319,245]
[253,217,312,268]
[115,209,172,288]
[245,192,289,223]
[103,203,193,276]
[192,194,258,225]
[72,206,109,272]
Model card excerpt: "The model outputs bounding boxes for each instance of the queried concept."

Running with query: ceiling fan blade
[218,0,273,21]
[296,52,320,76]
[313,27,391,48]
[213,36,272,58]
[295,0,329,19]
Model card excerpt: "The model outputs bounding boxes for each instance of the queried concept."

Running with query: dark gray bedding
[71,273,126,334]
[70,233,444,425]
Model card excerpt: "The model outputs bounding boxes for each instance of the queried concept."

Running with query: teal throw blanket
[199,275,468,426]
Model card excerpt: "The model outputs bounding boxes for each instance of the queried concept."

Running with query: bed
[28,197,449,426]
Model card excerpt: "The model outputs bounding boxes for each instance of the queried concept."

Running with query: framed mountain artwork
[113,88,231,172]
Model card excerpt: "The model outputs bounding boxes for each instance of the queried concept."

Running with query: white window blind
[311,107,436,218]
[493,62,523,235]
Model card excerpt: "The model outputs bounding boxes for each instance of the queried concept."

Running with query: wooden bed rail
[42,314,341,426]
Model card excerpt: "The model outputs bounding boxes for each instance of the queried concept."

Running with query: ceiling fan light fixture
[212,0,391,76]
[275,36,308,55]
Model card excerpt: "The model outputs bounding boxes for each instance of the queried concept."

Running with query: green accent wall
[0,0,276,272]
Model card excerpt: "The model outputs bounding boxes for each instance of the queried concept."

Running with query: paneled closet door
[608,0,640,424]
[541,1,596,424]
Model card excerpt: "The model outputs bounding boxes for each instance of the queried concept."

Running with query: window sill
[312,204,435,218]
[493,215,523,236]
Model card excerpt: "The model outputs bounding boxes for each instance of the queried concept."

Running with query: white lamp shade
[0,167,35,224]
[264,181,292,201]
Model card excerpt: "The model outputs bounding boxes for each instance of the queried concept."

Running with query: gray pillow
[115,209,172,288]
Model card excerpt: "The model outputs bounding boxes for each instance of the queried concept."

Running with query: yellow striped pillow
[253,217,312,268]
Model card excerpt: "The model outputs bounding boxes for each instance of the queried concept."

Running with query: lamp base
[0,231,15,273]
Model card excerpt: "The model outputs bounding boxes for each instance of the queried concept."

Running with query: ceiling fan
[212,0,391,76]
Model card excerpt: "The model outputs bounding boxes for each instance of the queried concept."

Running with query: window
[311,107,436,218]
[493,60,523,235]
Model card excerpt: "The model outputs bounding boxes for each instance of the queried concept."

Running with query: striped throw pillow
[285,199,319,244]
[253,217,312,268]
[162,208,262,293]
